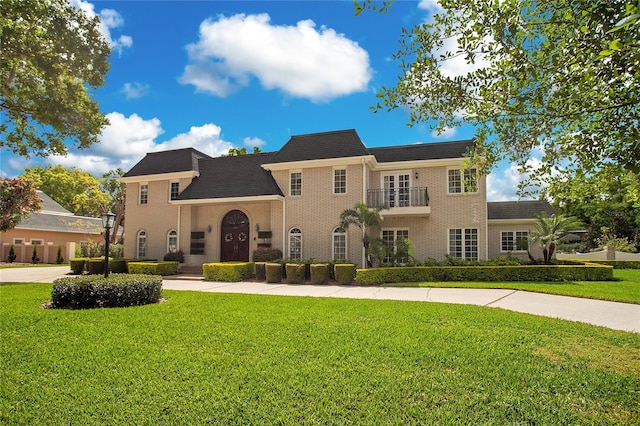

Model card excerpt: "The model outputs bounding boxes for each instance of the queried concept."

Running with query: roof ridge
[368,139,475,151]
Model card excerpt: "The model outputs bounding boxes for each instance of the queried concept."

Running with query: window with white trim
[501,231,529,252]
[449,228,478,260]
[334,169,346,194]
[288,228,302,260]
[139,184,148,204]
[448,168,478,194]
[383,173,411,207]
[137,230,147,258]
[332,227,347,260]
[13,238,23,245]
[382,229,409,264]
[30,239,43,246]
[169,182,179,201]
[167,230,178,253]
[290,172,302,196]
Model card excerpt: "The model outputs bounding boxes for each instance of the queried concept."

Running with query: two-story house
[121,129,553,268]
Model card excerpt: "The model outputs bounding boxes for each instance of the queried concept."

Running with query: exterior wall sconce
[207,224,212,233]
[414,172,419,179]
[255,223,260,232]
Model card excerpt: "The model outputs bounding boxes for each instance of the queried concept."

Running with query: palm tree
[529,212,583,264]
[339,201,384,267]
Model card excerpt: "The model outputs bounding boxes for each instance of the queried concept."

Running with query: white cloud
[243,136,266,148]
[47,113,236,175]
[70,0,132,55]
[180,13,372,102]
[121,82,150,99]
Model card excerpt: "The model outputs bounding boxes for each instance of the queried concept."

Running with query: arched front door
[220,210,250,262]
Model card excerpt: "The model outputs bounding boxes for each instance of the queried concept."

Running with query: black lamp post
[102,212,116,278]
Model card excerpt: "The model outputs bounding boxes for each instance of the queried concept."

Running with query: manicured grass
[388,269,640,304]
[1,283,639,424]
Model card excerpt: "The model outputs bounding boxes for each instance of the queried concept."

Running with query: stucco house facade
[1,191,105,263]
[121,129,554,268]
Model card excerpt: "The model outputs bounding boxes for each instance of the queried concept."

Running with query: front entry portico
[220,210,250,262]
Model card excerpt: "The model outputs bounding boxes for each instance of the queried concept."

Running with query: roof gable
[487,200,556,220]
[265,129,370,164]
[176,152,283,200]
[123,148,211,177]
[36,191,72,215]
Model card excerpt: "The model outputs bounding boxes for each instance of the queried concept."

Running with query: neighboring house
[0,191,105,263]
[121,129,554,268]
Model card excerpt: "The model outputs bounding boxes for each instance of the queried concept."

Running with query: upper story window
[334,169,346,194]
[448,168,478,194]
[13,238,23,245]
[139,184,149,204]
[290,172,302,196]
[501,231,529,252]
[170,182,179,201]
[30,239,43,246]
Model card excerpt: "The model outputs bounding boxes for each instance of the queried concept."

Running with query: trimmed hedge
[585,260,640,269]
[356,264,615,285]
[265,263,282,283]
[87,258,106,275]
[203,262,254,282]
[335,264,356,285]
[70,258,88,275]
[51,274,163,309]
[128,261,179,276]
[252,248,283,262]
[109,259,128,274]
[286,263,305,284]
[255,262,266,281]
[310,263,330,284]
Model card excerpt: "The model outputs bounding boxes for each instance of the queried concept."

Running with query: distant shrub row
[70,258,178,276]
[203,261,357,284]
[355,263,615,285]
[51,274,163,309]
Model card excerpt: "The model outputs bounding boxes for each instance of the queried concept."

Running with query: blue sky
[2,0,529,200]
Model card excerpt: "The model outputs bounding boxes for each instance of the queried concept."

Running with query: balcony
[366,187,431,217]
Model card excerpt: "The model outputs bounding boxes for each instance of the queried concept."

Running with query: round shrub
[51,274,163,309]
[310,263,329,284]
[265,263,282,283]
[286,263,305,284]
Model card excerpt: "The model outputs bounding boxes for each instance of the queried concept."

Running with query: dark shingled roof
[487,200,556,220]
[176,152,283,200]
[369,139,475,163]
[265,129,370,164]
[123,148,211,177]
[37,191,72,215]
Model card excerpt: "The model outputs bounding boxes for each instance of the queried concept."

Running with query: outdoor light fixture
[415,172,419,179]
[102,212,116,278]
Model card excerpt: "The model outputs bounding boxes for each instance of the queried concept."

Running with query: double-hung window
[332,227,346,260]
[334,169,346,194]
[170,182,179,201]
[290,172,302,196]
[448,168,478,194]
[501,231,529,252]
[139,184,148,204]
[382,229,409,264]
[449,228,478,260]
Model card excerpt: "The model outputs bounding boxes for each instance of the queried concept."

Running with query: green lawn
[389,269,640,304]
[1,283,639,425]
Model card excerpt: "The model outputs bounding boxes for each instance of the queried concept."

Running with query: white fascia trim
[170,195,284,205]
[487,218,537,225]
[262,155,376,171]
[120,171,199,184]
[372,157,466,171]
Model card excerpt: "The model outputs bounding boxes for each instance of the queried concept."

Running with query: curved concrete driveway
[2,266,638,333]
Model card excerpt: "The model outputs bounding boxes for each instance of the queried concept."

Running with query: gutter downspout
[282,197,286,257]
[362,159,367,268]
[177,205,181,252]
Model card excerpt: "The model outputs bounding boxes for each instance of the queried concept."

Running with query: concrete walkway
[2,266,639,333]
